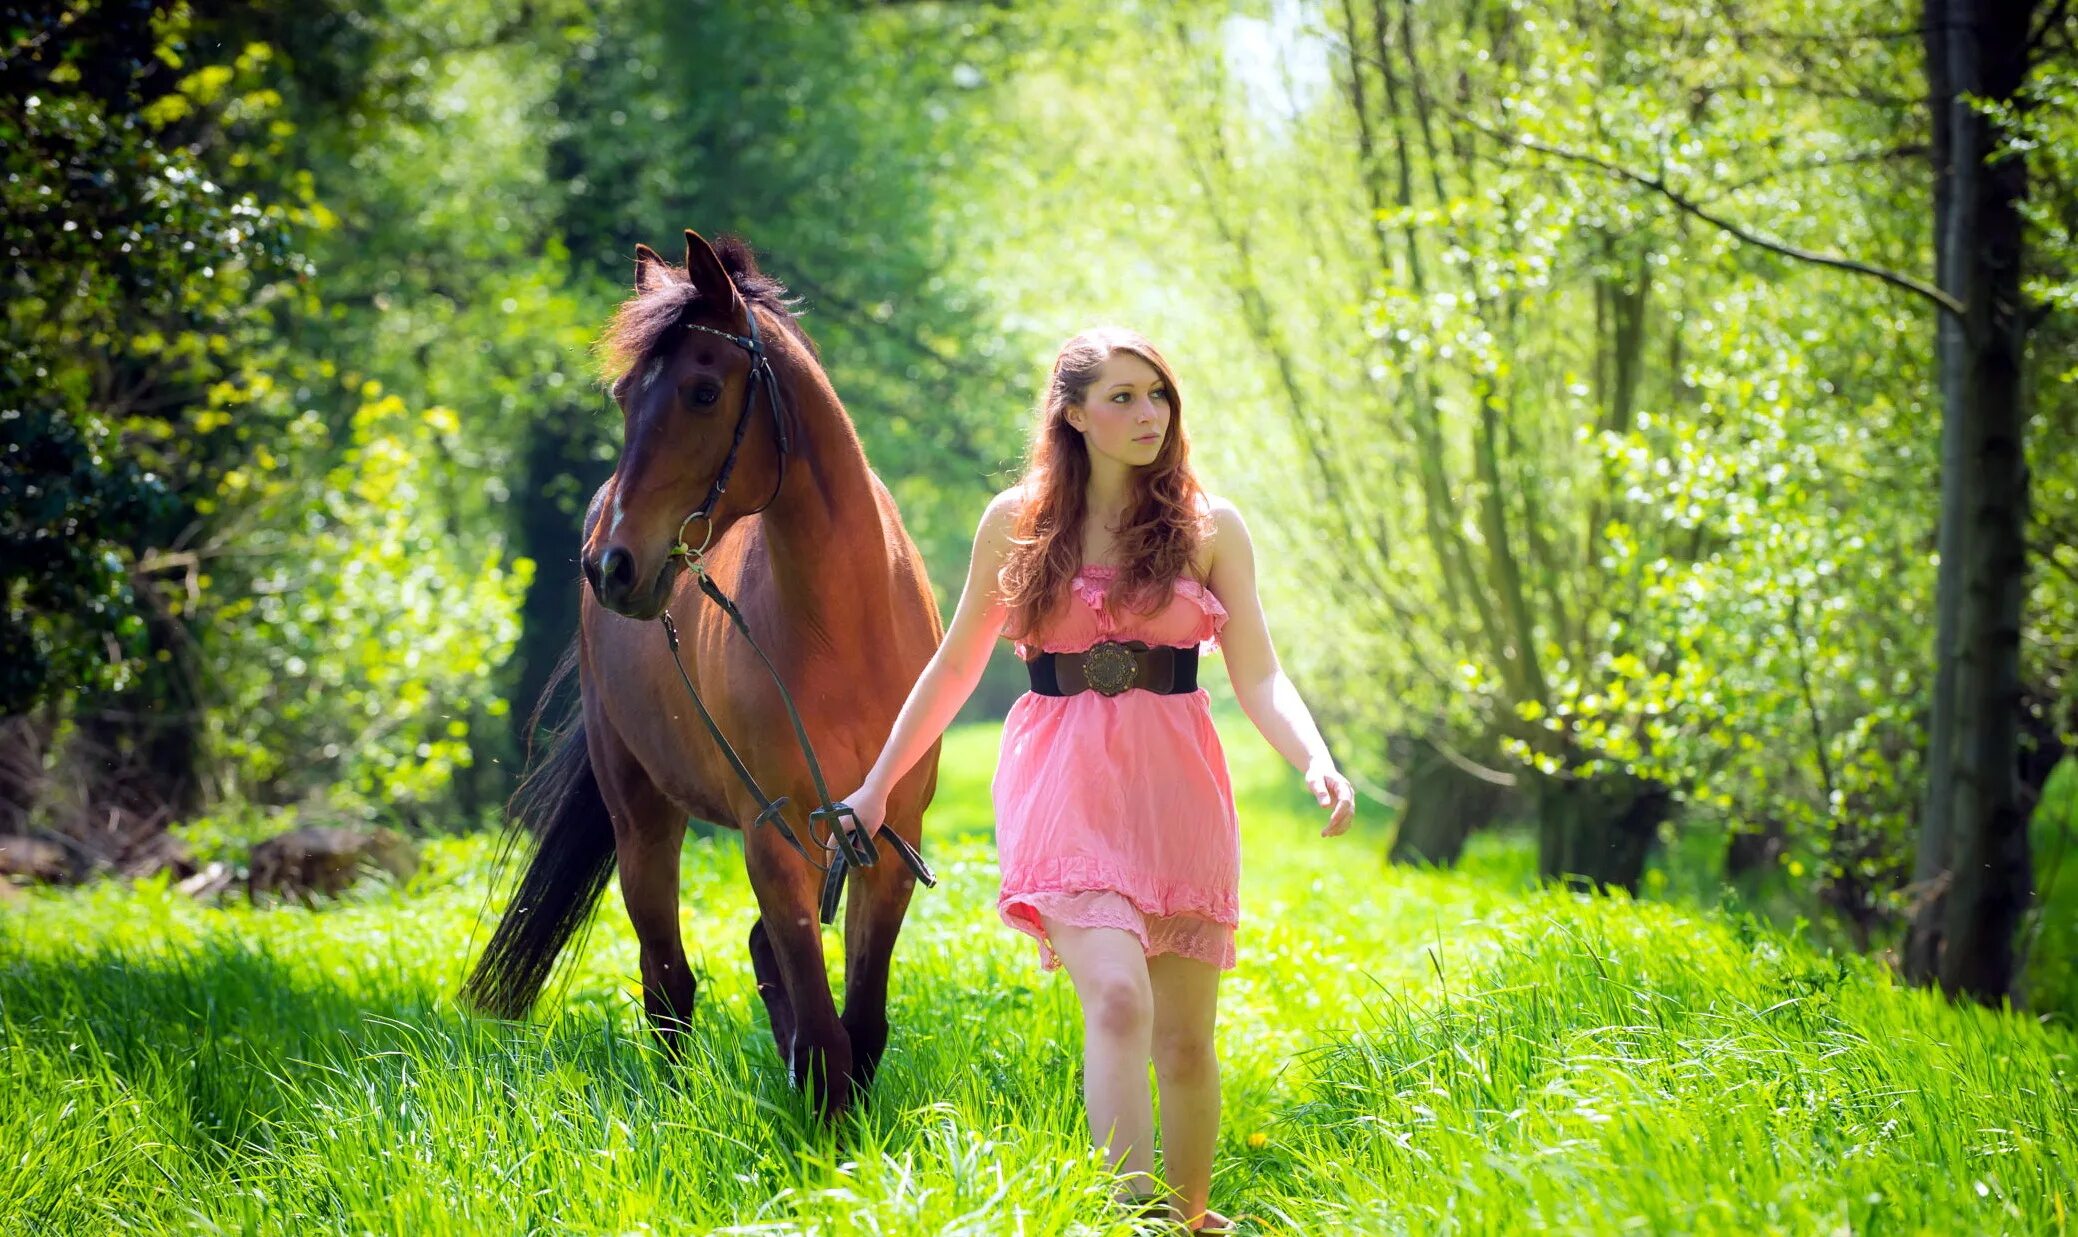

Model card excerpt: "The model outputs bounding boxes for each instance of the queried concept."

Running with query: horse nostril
[598,546,637,598]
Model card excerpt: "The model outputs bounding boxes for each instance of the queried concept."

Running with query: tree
[1908,0,2043,1005]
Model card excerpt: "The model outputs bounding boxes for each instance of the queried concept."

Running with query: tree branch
[1607,20,1937,45]
[1694,143,1931,203]
[1452,115,1963,315]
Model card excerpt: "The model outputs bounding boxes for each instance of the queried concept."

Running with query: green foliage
[202,388,532,806]
[2,5,311,712]
[0,400,172,709]
[2025,759,2078,1019]
[5,1,551,820]
[1530,282,1935,915]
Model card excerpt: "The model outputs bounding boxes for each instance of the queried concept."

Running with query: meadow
[3,711,2074,1235]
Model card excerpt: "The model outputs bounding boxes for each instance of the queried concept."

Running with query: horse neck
[757,352,888,621]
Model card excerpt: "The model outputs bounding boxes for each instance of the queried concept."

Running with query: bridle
[653,303,936,924]
[666,311,789,561]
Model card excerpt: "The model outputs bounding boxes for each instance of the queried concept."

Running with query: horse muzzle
[583,544,679,620]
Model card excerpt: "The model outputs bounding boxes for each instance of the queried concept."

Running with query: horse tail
[462,642,617,1020]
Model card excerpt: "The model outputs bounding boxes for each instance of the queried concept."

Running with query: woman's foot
[1116,1194,1238,1233]
[1117,1192,1182,1229]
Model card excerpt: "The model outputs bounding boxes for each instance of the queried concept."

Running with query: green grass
[3,711,2074,1234]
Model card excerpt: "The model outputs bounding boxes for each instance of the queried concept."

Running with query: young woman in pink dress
[840,327,1357,1233]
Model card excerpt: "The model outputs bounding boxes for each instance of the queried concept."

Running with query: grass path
[3,712,2074,1234]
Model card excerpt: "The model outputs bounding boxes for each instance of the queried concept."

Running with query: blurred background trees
[4,0,2073,1012]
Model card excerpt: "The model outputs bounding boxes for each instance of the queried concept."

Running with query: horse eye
[689,381,722,408]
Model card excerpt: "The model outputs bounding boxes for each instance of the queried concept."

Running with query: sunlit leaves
[2,8,306,712]
[201,392,532,805]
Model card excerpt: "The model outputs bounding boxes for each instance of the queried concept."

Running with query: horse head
[583,229,791,619]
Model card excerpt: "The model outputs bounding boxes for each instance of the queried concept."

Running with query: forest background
[6,0,2077,1019]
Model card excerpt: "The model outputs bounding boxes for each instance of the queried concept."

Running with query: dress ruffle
[999,850,1242,924]
[1017,564,1228,657]
[1001,890,1237,971]
[1075,562,1229,623]
[1069,570,1113,622]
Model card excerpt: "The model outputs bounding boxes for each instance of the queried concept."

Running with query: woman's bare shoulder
[1195,491,1245,580]
[1199,493,1247,541]
[983,483,1027,528]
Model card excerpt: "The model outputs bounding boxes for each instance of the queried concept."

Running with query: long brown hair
[999,327,1209,646]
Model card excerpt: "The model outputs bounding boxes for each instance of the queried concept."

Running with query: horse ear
[634,243,670,292]
[683,229,747,321]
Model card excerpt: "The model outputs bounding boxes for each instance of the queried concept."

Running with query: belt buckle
[1082,639,1137,697]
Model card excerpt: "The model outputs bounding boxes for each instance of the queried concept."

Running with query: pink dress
[991,563,1241,972]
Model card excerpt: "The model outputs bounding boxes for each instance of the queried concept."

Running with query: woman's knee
[1152,1027,1217,1081]
[1078,969,1154,1041]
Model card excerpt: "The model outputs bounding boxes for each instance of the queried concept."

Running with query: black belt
[1027,640,1199,698]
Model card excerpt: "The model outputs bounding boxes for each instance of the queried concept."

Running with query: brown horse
[463,230,943,1117]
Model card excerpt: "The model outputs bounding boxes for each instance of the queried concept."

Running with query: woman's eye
[1113,392,1132,403]
[1152,388,1170,401]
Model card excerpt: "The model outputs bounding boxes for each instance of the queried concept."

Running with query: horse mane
[599,236,817,400]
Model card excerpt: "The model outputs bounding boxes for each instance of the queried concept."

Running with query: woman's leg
[1041,917,1158,1201]
[1148,951,1225,1230]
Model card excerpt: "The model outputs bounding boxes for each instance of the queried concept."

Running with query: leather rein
[656,305,936,925]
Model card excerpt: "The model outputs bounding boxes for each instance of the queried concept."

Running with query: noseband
[654,304,936,924]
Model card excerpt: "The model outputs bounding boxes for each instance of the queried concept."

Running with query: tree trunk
[506,421,605,752]
[1905,0,1966,986]
[1339,0,1488,639]
[1535,771,1670,894]
[502,78,620,778]
[1725,816,1787,879]
[1929,0,2036,1006]
[1387,734,1516,866]
[1578,237,1652,660]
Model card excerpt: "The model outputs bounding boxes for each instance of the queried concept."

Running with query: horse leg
[747,916,796,1060]
[744,834,853,1119]
[839,819,920,1095]
[589,719,695,1044]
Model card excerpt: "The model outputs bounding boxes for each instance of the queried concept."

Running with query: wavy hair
[999,327,1209,647]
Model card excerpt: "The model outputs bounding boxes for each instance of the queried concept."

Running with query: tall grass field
[4,711,2074,1234]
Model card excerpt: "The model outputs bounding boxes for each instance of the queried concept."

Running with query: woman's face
[1066,350,1171,468]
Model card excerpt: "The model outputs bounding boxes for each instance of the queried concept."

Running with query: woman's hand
[838,782,890,839]
[1306,761,1356,837]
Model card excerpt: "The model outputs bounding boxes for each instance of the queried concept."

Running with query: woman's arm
[844,488,1021,830]
[1204,499,1356,836]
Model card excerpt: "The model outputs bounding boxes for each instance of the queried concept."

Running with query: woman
[840,326,1356,1233]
